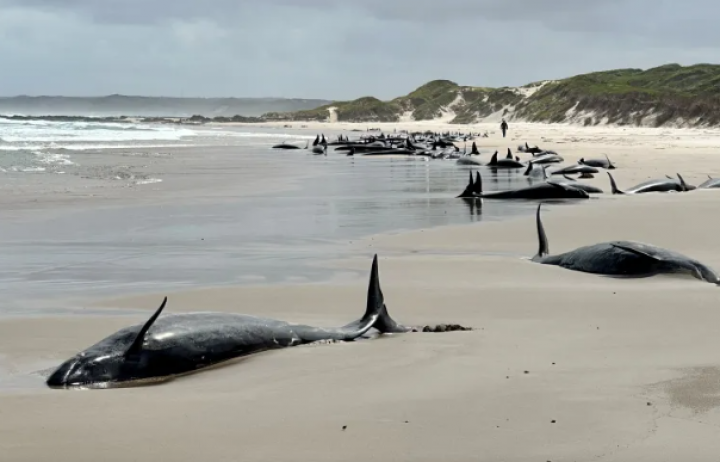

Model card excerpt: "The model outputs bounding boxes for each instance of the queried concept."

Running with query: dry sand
[4,122,720,461]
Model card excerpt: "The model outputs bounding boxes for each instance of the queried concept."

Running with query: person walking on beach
[500,119,508,138]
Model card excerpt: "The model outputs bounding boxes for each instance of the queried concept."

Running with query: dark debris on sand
[413,324,473,333]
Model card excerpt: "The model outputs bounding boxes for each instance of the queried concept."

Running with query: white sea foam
[0,118,197,146]
[0,143,193,151]
[135,178,163,185]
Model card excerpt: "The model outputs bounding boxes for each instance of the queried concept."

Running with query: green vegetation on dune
[263,63,720,127]
[515,63,720,126]
[393,80,460,120]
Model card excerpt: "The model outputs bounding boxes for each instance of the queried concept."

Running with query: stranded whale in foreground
[530,204,720,283]
[46,255,469,389]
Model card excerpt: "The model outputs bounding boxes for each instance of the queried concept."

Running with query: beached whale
[530,203,720,283]
[488,150,524,169]
[607,172,690,194]
[457,171,589,200]
[579,154,616,170]
[456,156,482,166]
[559,174,604,194]
[549,164,599,178]
[272,141,308,150]
[697,175,720,189]
[529,153,564,165]
[46,255,467,389]
[519,142,543,155]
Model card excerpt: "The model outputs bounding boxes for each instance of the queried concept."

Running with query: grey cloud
[0,1,717,99]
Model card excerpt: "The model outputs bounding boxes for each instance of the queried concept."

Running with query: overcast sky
[0,0,716,100]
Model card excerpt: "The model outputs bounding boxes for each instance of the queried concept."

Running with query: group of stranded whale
[44,134,720,390]
[457,142,719,201]
[272,131,484,159]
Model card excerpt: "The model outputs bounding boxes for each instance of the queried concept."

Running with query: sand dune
[3,122,720,461]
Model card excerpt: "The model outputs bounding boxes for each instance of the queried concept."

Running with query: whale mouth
[47,375,174,390]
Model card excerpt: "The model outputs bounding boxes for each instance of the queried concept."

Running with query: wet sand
[4,122,720,461]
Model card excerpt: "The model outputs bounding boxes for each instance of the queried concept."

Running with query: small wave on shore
[0,149,74,173]
[0,117,198,172]
[0,117,196,145]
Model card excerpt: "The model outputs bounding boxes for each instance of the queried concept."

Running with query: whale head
[46,297,169,389]
[46,348,131,388]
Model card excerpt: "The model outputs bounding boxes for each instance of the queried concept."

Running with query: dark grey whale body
[46,255,433,389]
[698,175,720,189]
[530,204,720,283]
[579,154,616,169]
[607,172,690,194]
[488,150,524,169]
[550,164,599,178]
[559,174,604,194]
[457,171,590,200]
[272,141,308,150]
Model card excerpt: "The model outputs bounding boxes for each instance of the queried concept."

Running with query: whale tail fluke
[607,172,624,194]
[473,171,483,195]
[531,203,550,262]
[456,171,475,198]
[541,165,550,181]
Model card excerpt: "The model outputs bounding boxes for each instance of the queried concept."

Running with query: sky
[0,0,717,100]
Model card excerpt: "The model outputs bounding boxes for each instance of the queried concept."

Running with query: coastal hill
[263,64,720,128]
[0,95,331,118]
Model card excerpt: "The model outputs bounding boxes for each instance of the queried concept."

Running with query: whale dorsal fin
[607,172,624,194]
[490,151,498,165]
[125,297,168,359]
[676,173,689,191]
[533,203,549,260]
[604,153,614,167]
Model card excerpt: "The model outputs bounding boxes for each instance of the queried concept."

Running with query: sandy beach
[4,121,720,461]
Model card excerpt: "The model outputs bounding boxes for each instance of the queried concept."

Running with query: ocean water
[0,117,200,172]
[0,118,586,316]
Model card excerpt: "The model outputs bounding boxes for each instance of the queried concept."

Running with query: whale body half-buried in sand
[46,255,470,389]
[530,203,720,283]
